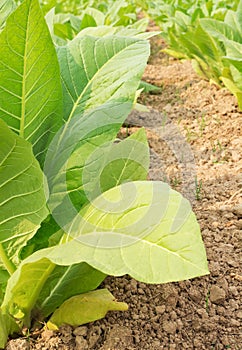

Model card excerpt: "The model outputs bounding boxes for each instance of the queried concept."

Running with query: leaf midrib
[39,265,72,311]
[20,1,30,137]
[66,38,143,124]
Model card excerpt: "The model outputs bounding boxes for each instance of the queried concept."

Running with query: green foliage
[0,120,48,270]
[0,0,208,347]
[0,0,63,164]
[0,309,19,349]
[143,0,239,25]
[200,2,242,108]
[143,0,242,109]
[44,5,151,45]
[0,0,15,29]
[47,289,128,329]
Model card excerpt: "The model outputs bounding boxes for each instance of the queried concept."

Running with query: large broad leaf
[200,18,241,43]
[76,25,157,39]
[44,101,133,226]
[65,127,149,211]
[3,181,209,317]
[0,0,63,164]
[225,7,242,38]
[44,36,149,223]
[1,259,105,325]
[1,217,105,323]
[0,120,48,269]
[0,308,19,348]
[222,39,242,109]
[35,263,106,317]
[57,35,149,122]
[81,127,149,198]
[224,39,242,61]
[47,289,128,329]
[1,258,56,325]
[178,25,225,83]
[1,125,148,322]
[1,214,104,324]
[45,10,154,46]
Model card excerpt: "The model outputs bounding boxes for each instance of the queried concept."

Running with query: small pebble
[237,311,242,319]
[162,321,177,334]
[232,204,242,217]
[73,326,88,337]
[210,285,226,305]
[75,336,88,350]
[155,305,166,314]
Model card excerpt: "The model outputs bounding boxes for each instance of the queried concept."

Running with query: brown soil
[6,36,242,350]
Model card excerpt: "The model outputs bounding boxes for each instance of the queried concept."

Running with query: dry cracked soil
[6,32,242,350]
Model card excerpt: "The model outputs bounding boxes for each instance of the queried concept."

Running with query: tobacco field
[0,0,241,349]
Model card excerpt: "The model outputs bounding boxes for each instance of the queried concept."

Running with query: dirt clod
[162,321,177,334]
[6,339,30,350]
[209,285,226,305]
[73,327,88,337]
[155,305,166,314]
[75,336,88,350]
[232,203,242,217]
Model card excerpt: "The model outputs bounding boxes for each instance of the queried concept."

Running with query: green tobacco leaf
[35,263,106,317]
[2,223,104,322]
[0,0,15,29]
[80,13,97,29]
[67,127,149,209]
[46,36,149,216]
[139,81,161,93]
[0,269,9,285]
[0,0,63,164]
[224,57,242,72]
[45,102,133,220]
[57,35,149,122]
[2,258,56,326]
[221,75,242,109]
[225,8,242,37]
[186,24,223,62]
[129,18,149,31]
[2,261,105,326]
[47,289,128,329]
[19,215,63,260]
[222,40,242,108]
[97,128,150,193]
[77,25,119,37]
[0,120,48,269]
[8,181,209,285]
[224,39,242,60]
[45,8,67,46]
[76,25,158,40]
[0,309,19,348]
[200,18,241,43]
[179,25,224,83]
[50,13,82,42]
[2,255,105,323]
[223,55,242,90]
[0,268,9,304]
[82,7,105,26]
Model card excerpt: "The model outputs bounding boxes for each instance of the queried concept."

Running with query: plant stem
[0,244,16,275]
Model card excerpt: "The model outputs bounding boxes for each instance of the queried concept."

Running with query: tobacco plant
[0,0,208,347]
[143,0,242,109]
